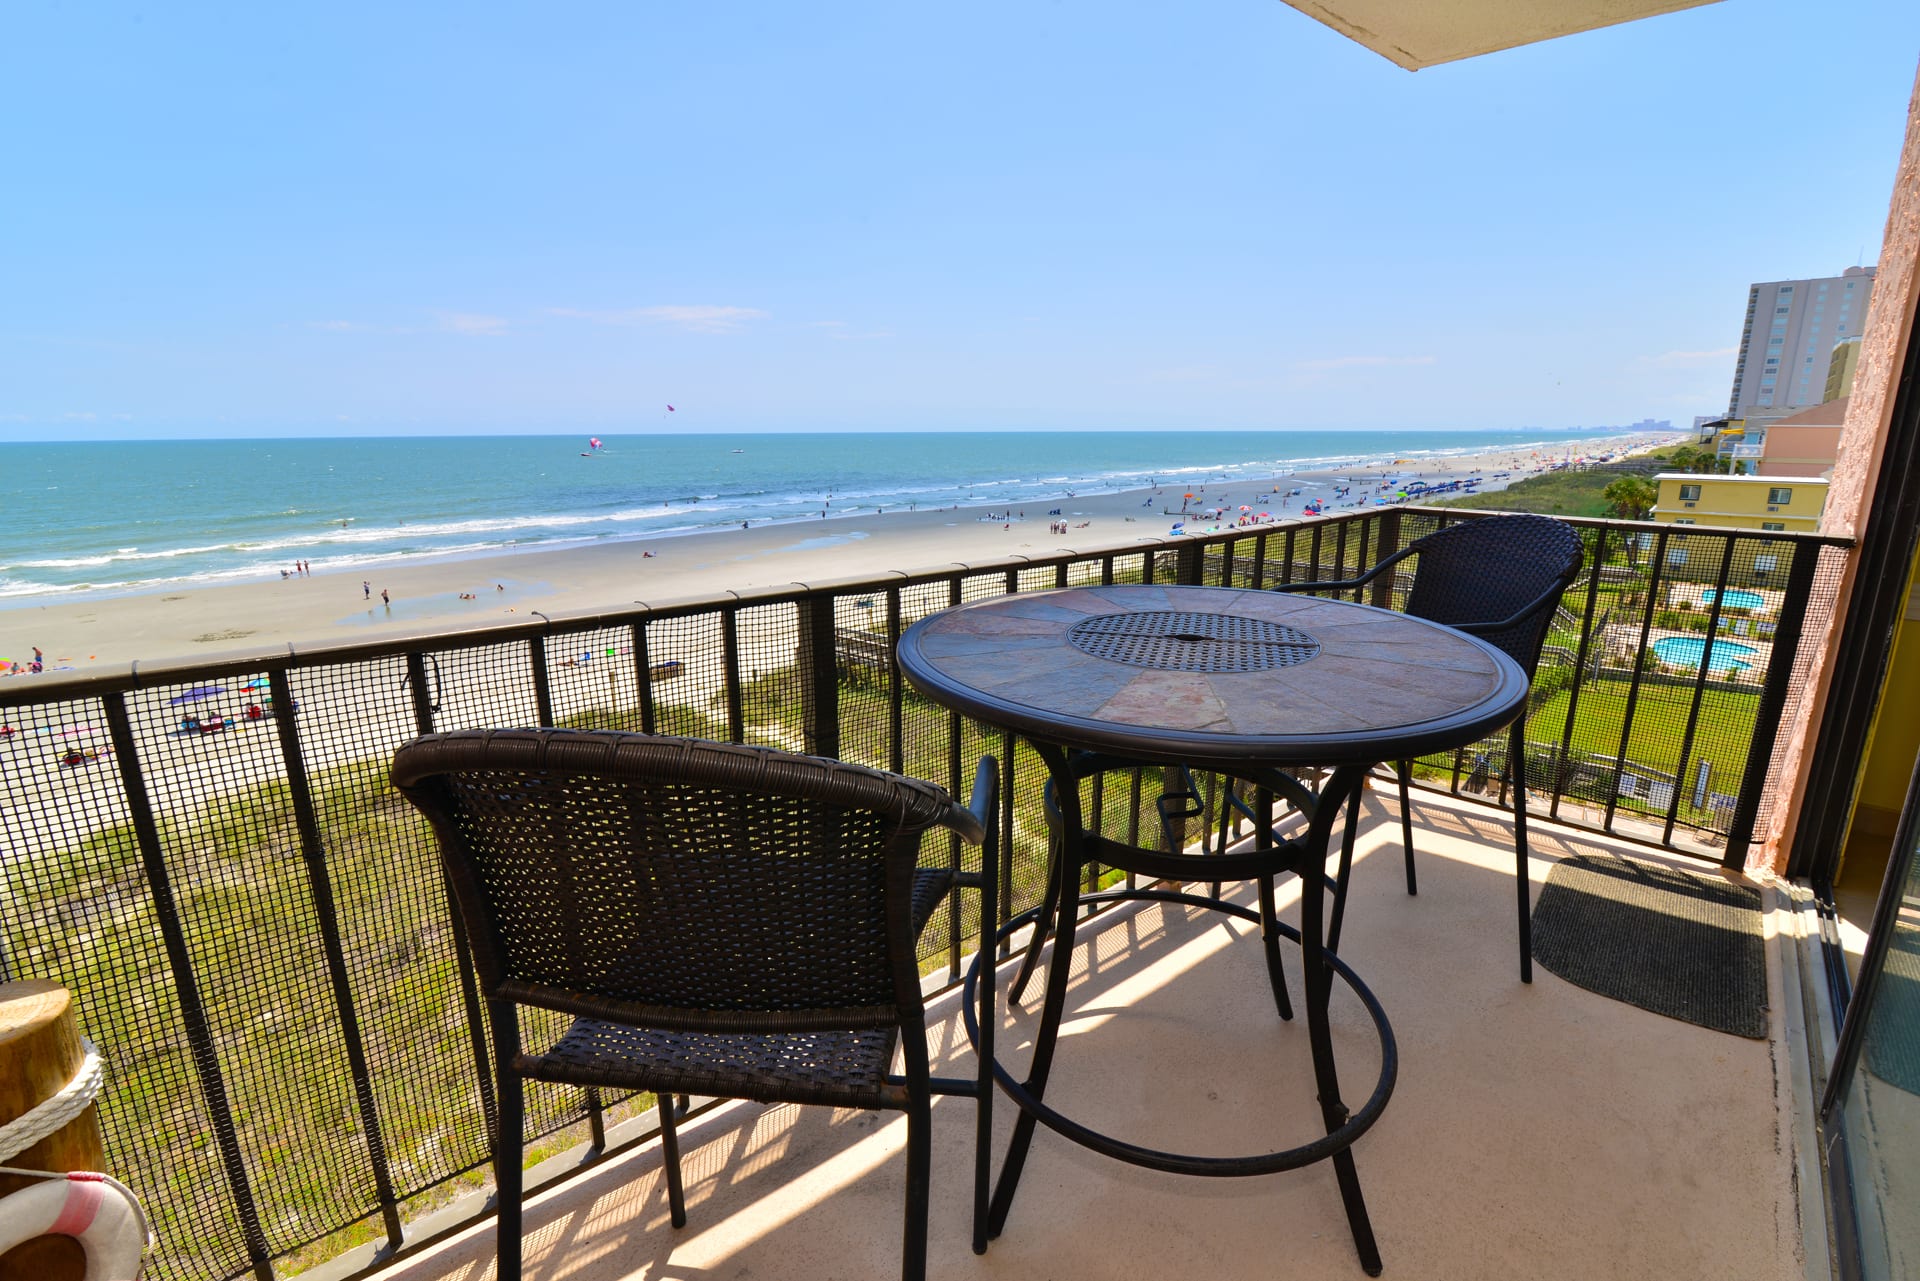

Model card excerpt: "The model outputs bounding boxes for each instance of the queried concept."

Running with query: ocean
[0,429,1620,603]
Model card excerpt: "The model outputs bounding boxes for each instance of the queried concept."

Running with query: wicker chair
[1271,513,1585,980]
[391,728,997,1281]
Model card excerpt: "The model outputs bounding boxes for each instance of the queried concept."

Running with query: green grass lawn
[1527,678,1761,783]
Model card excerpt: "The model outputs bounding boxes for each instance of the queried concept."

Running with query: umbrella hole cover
[1067,611,1320,673]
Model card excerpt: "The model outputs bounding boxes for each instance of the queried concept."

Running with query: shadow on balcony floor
[379,789,1806,1281]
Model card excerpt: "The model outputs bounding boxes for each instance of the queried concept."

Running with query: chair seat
[519,1017,905,1108]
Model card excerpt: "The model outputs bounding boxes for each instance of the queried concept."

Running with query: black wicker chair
[1271,513,1584,980]
[391,728,997,1281]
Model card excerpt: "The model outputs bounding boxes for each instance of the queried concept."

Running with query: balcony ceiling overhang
[1277,0,1722,70]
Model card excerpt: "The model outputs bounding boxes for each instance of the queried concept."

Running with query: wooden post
[0,980,107,1281]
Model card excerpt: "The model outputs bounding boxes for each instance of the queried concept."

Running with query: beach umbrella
[242,677,271,691]
[168,685,227,705]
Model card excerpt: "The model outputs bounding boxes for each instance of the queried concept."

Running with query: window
[1768,487,1792,504]
[1667,546,1689,567]
[1761,523,1785,532]
[1776,306,1791,314]
[1673,518,1696,525]
[1678,484,1702,500]
[1755,554,1779,572]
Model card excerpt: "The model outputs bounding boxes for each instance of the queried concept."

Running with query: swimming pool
[1701,588,1767,611]
[1652,636,1759,674]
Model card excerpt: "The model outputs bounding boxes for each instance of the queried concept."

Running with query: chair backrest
[391,728,965,1031]
[1400,514,1584,675]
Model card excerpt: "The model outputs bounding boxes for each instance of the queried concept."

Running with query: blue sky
[3,2,1916,438]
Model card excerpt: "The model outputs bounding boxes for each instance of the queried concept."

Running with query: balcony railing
[0,506,1850,1280]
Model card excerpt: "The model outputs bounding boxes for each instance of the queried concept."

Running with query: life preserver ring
[0,1172,147,1279]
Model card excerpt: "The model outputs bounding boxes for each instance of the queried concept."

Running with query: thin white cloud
[437,312,509,337]
[1647,346,1737,366]
[312,319,362,332]
[550,304,769,334]
[809,319,848,329]
[1295,354,1437,371]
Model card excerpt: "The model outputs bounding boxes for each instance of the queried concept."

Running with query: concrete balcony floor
[380,788,1809,1281]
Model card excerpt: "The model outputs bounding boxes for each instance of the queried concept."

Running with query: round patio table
[896,583,1530,1277]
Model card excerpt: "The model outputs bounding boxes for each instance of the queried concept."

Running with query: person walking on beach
[363,581,371,600]
[381,588,390,607]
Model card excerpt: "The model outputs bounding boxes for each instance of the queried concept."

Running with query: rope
[0,1036,104,1164]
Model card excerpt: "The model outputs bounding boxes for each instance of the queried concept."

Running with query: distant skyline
[3,2,1916,441]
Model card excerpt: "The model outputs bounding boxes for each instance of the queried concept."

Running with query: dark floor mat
[1531,852,1766,1038]
[1862,924,1920,1096]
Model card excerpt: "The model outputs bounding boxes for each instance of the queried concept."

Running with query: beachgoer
[742,520,749,530]
[363,581,371,599]
[31,647,43,673]
[496,583,504,591]
[381,588,390,606]
[643,551,655,558]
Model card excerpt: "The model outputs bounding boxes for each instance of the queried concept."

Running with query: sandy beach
[1,432,1678,673]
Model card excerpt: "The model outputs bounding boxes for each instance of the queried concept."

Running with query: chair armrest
[965,756,999,851]
[1269,542,1418,595]
[1449,578,1568,638]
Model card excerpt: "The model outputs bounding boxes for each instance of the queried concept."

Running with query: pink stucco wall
[1756,63,1920,875]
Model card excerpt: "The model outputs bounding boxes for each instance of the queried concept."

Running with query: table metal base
[970,750,1396,1275]
[962,884,1398,1275]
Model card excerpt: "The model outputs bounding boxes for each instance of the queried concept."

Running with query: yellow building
[1825,334,1863,401]
[1650,471,1828,532]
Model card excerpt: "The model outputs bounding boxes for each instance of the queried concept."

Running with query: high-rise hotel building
[1727,266,1876,416]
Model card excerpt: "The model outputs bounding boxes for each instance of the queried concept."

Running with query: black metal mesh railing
[0,507,1850,1280]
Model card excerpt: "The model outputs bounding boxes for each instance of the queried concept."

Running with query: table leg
[1304,764,1383,1276]
[988,741,1086,1238]
[1008,780,1067,1004]
[1327,769,1369,957]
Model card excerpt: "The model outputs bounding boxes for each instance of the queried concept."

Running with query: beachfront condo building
[1756,399,1848,477]
[1727,266,1876,416]
[1651,471,1829,533]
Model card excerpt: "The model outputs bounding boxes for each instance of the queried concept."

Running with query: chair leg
[1008,827,1064,1004]
[658,1091,688,1228]
[1510,719,1533,983]
[489,1001,525,1281]
[1255,872,1295,1021]
[902,1094,933,1281]
[1396,760,1417,896]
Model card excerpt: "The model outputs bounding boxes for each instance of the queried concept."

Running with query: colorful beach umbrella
[168,686,226,705]
[242,677,272,691]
